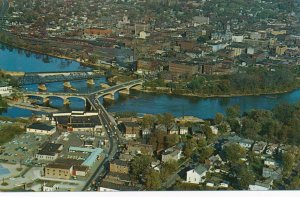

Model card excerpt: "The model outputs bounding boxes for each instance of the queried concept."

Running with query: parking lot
[0,133,49,165]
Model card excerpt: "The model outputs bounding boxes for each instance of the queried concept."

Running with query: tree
[141,114,156,129]
[165,134,179,148]
[241,118,261,140]
[160,160,179,180]
[234,165,255,189]
[226,105,240,119]
[198,146,214,163]
[183,138,196,158]
[223,144,246,164]
[144,169,162,190]
[156,113,175,131]
[214,113,224,125]
[281,152,295,176]
[149,131,166,151]
[130,155,153,180]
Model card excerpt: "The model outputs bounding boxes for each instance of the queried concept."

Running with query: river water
[1,42,300,119]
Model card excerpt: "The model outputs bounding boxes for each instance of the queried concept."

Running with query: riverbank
[0,34,111,71]
[139,85,300,99]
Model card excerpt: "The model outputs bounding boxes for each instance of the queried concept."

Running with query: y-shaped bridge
[22,79,144,109]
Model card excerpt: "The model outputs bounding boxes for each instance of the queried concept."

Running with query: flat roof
[37,143,63,156]
[27,123,55,131]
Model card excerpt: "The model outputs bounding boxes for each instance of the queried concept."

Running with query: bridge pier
[119,88,130,95]
[130,84,143,90]
[87,79,95,85]
[43,97,50,105]
[63,98,70,106]
[103,94,115,101]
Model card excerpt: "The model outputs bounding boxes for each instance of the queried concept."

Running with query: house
[209,126,219,135]
[36,143,63,161]
[0,83,12,97]
[110,159,130,174]
[264,158,277,167]
[161,145,182,163]
[266,144,278,155]
[119,153,134,162]
[168,62,199,76]
[142,128,151,138]
[44,163,73,180]
[238,138,254,149]
[262,167,282,180]
[73,165,89,177]
[186,164,209,184]
[179,126,189,135]
[249,179,273,191]
[98,181,139,192]
[252,141,267,154]
[169,124,179,135]
[26,123,56,135]
[125,142,153,156]
[139,31,150,39]
[155,124,168,132]
[42,182,59,192]
[121,122,140,139]
[84,28,113,37]
[104,172,132,185]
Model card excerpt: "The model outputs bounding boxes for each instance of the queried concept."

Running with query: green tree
[226,105,240,119]
[165,134,179,148]
[223,144,246,164]
[144,169,162,190]
[234,165,255,189]
[214,113,224,125]
[156,113,175,131]
[141,114,156,129]
[160,160,179,180]
[130,155,153,180]
[281,152,295,176]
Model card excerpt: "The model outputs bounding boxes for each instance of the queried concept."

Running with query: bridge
[18,71,105,85]
[22,79,144,109]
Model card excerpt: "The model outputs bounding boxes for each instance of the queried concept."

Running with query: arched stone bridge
[22,79,144,110]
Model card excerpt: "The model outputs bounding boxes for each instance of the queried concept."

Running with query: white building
[0,85,12,97]
[179,127,189,135]
[186,164,209,184]
[210,126,219,135]
[26,123,56,135]
[139,31,150,39]
[232,35,244,43]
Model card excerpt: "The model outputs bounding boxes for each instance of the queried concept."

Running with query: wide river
[1,43,300,119]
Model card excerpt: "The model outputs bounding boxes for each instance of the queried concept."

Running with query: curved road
[0,0,9,17]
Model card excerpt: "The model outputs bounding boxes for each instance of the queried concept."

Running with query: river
[1,42,300,119]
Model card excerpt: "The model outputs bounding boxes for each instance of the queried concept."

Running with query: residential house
[252,141,267,154]
[209,126,219,135]
[161,145,182,163]
[98,181,139,192]
[169,124,179,135]
[179,126,189,135]
[141,128,151,138]
[186,164,209,184]
[249,179,273,191]
[262,167,282,180]
[0,82,12,97]
[125,142,154,156]
[121,122,140,139]
[110,159,130,174]
[265,144,278,155]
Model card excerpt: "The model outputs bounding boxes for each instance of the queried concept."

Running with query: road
[81,95,122,191]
